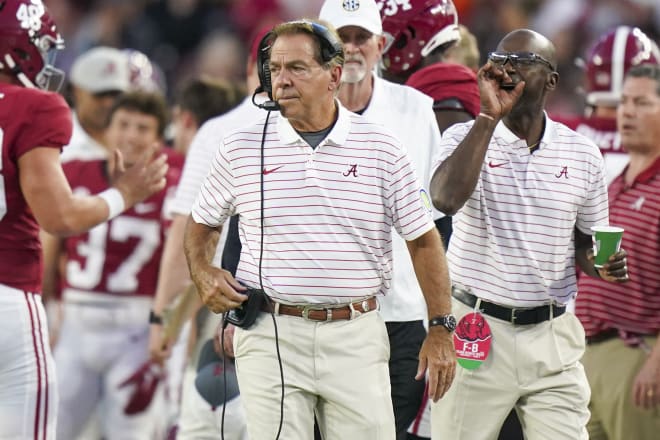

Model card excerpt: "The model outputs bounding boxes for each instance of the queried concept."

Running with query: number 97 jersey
[61,149,183,298]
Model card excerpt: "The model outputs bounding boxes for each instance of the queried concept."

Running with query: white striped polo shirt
[192,102,435,304]
[433,115,609,307]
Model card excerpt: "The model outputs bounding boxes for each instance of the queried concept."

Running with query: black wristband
[429,317,447,327]
[149,310,163,325]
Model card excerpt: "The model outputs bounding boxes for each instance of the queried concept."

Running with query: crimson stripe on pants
[410,381,429,435]
[31,293,49,440]
[24,292,44,440]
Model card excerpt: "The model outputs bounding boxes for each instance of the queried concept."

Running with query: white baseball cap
[69,47,130,93]
[319,0,383,35]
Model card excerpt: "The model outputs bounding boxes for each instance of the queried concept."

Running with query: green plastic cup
[591,225,624,268]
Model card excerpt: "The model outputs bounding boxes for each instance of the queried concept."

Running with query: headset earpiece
[256,31,276,100]
[254,31,280,111]
[309,22,344,64]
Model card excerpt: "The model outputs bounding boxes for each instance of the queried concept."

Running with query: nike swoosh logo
[263,165,284,175]
[488,161,507,168]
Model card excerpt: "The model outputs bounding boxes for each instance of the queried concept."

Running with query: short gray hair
[626,64,660,96]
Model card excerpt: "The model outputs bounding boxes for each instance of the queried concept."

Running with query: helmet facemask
[0,0,65,91]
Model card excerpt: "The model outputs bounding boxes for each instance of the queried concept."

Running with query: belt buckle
[301,305,328,321]
[348,301,366,320]
[510,308,519,324]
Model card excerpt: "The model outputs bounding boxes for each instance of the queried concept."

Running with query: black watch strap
[429,314,457,332]
[149,310,163,325]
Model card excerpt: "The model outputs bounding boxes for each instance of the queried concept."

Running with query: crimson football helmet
[378,0,460,74]
[0,0,64,90]
[585,26,660,106]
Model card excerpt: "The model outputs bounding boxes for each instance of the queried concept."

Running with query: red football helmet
[0,0,64,90]
[585,26,660,106]
[378,0,460,74]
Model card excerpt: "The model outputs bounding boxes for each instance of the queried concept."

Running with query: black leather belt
[452,286,565,325]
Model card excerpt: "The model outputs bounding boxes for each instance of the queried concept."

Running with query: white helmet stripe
[611,26,630,98]
[4,54,37,88]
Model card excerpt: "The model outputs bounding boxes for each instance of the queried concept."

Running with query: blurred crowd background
[45,0,660,115]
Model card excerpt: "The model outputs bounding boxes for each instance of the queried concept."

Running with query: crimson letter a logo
[343,164,358,177]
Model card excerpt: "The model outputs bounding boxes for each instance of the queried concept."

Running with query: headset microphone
[252,87,280,111]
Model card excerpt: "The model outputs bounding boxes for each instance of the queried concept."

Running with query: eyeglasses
[488,51,556,71]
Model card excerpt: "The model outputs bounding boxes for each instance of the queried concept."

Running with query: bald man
[429,29,629,439]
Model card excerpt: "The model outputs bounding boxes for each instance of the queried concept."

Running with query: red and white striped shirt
[576,157,660,338]
[434,115,609,307]
[192,103,435,304]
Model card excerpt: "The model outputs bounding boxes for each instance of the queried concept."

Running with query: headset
[253,20,344,111]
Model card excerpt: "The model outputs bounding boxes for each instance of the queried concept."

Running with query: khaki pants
[432,298,590,440]
[583,336,660,440]
[234,310,395,440]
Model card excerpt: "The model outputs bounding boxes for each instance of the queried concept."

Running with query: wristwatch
[149,310,163,325]
[429,314,457,332]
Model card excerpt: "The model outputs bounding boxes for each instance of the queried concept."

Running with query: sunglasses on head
[488,52,556,71]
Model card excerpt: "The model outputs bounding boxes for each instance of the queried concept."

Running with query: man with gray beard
[319,2,454,439]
